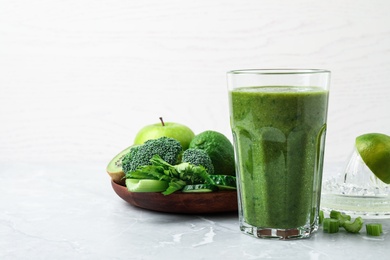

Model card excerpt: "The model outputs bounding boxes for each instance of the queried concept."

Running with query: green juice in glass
[229,86,328,233]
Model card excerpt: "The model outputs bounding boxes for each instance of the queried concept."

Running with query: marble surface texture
[1,0,390,259]
[1,163,389,260]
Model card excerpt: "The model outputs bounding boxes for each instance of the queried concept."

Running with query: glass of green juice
[227,69,330,240]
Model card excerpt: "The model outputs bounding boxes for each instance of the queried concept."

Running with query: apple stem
[159,117,165,126]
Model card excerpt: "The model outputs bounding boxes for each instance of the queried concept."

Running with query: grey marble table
[1,162,389,260]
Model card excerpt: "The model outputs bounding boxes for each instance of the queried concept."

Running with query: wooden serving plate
[111,180,238,214]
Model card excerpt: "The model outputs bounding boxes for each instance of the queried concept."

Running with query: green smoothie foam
[230,86,328,229]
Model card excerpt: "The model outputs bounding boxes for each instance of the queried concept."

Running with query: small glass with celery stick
[227,69,330,240]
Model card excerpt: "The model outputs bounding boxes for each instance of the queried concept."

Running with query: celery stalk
[126,178,169,192]
[343,217,364,233]
[330,210,351,226]
[366,223,383,236]
[319,210,324,224]
[323,218,340,233]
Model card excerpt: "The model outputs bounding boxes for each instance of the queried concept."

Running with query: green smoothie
[229,86,328,229]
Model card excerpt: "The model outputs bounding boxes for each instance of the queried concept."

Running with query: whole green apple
[133,117,195,150]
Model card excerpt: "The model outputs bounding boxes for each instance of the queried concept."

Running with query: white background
[1,0,389,172]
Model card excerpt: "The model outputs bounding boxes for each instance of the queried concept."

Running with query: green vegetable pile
[121,136,236,195]
[320,210,383,236]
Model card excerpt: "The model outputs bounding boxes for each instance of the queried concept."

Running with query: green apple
[133,117,195,150]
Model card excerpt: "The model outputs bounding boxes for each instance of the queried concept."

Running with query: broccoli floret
[181,148,214,174]
[122,137,182,174]
[121,145,142,174]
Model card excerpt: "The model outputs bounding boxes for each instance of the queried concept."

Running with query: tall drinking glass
[227,69,330,239]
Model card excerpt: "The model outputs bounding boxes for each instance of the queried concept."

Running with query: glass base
[240,222,317,240]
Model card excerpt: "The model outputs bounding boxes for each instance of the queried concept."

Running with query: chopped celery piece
[330,210,351,226]
[343,217,364,233]
[323,218,340,233]
[319,210,324,224]
[126,178,169,192]
[366,223,383,236]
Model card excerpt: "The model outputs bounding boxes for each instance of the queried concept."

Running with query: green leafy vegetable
[125,154,219,195]
[163,180,187,196]
[208,175,237,190]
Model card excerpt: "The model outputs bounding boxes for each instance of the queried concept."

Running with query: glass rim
[227,68,330,75]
